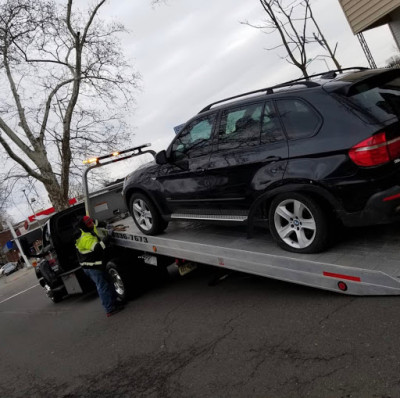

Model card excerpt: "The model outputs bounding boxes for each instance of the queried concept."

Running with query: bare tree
[0,173,14,229]
[244,0,341,78]
[0,0,139,211]
[386,55,400,68]
[305,0,341,70]
[0,178,11,216]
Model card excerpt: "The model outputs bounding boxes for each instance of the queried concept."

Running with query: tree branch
[0,134,44,182]
[2,42,38,146]
[82,0,107,44]
[66,0,77,38]
[39,78,75,144]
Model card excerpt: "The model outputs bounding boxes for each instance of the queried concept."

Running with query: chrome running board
[171,213,247,222]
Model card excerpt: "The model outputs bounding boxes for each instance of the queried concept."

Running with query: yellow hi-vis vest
[75,224,107,268]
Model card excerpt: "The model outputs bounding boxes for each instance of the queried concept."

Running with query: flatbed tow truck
[21,144,400,302]
[111,218,400,295]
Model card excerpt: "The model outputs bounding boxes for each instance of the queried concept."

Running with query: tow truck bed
[111,218,400,296]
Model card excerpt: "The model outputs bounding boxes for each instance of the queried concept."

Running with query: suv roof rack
[198,67,369,114]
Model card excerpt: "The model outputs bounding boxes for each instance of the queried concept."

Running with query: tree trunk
[43,179,68,212]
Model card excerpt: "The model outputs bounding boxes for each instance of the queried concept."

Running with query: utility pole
[6,221,32,268]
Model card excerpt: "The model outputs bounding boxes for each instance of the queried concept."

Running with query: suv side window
[276,99,321,140]
[261,101,285,144]
[218,103,263,150]
[171,114,215,161]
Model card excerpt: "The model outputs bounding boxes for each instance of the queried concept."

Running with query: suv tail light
[349,132,400,167]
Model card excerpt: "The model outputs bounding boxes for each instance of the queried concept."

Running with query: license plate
[178,262,197,276]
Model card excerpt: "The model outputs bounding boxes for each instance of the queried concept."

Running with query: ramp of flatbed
[111,218,400,296]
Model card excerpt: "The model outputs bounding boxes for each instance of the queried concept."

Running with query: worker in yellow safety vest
[75,215,124,317]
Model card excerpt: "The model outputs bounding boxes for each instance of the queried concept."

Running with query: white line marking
[0,284,40,304]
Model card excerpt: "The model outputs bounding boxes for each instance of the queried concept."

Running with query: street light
[22,189,44,230]
[22,189,36,218]
[321,58,330,71]
[307,56,330,71]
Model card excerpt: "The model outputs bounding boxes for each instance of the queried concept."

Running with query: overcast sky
[102,0,397,152]
[9,0,399,221]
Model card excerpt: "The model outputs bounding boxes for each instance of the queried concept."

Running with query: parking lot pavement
[0,267,38,304]
[1,264,400,397]
[0,267,34,284]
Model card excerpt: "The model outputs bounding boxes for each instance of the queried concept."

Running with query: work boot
[106,305,124,318]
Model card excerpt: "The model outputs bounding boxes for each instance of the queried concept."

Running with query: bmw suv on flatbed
[122,67,400,253]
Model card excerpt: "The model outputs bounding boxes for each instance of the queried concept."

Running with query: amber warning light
[83,151,122,164]
[83,157,98,165]
[83,145,154,166]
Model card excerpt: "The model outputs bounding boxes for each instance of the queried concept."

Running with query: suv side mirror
[155,150,169,165]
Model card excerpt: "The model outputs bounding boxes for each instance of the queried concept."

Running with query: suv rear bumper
[340,185,400,227]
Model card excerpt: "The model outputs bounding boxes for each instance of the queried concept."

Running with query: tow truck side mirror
[42,244,52,254]
[30,244,51,258]
[155,150,169,165]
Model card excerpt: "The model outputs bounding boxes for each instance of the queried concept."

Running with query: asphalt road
[0,263,399,398]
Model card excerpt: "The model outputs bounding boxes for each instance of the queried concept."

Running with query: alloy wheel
[132,198,153,231]
[273,198,316,249]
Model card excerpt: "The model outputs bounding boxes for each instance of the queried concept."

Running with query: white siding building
[339,0,400,49]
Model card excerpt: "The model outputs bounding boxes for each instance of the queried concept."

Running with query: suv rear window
[346,76,400,123]
[276,99,321,140]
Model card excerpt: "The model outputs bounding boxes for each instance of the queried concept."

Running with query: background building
[0,229,19,264]
[339,0,400,49]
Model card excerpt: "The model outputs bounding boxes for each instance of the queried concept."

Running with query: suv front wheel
[268,193,329,254]
[130,193,168,235]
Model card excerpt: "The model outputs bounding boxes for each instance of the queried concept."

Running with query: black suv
[122,67,400,253]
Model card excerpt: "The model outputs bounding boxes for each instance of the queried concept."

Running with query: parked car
[0,263,12,276]
[2,262,18,276]
[122,67,400,253]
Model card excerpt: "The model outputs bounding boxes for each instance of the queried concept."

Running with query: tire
[107,258,170,300]
[268,192,329,254]
[106,261,133,301]
[44,284,65,303]
[49,290,63,303]
[129,193,168,235]
[39,260,58,289]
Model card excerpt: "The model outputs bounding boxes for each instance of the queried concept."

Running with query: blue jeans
[83,268,116,313]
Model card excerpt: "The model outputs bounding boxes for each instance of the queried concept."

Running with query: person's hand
[102,235,111,245]
[107,225,114,236]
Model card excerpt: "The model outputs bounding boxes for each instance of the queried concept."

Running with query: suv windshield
[346,75,400,123]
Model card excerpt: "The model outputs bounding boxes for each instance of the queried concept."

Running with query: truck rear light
[349,132,390,166]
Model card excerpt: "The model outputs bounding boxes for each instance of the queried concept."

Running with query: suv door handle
[265,156,281,162]
[194,168,205,172]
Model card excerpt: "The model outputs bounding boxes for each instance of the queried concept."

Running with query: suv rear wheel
[130,193,168,235]
[268,193,329,253]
